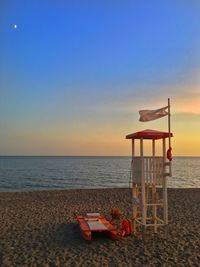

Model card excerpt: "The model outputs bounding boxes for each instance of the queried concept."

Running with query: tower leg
[132,186,138,234]
[163,177,168,225]
[152,185,157,233]
[141,183,146,235]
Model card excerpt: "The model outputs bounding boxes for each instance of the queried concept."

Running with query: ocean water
[0,156,199,192]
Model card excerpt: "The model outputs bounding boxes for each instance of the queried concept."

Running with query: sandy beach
[0,188,200,267]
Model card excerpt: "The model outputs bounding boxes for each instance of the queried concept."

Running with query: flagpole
[168,98,171,149]
[168,98,172,176]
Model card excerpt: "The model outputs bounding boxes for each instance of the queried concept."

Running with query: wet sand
[0,188,200,266]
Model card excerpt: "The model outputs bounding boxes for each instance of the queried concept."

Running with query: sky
[0,0,200,156]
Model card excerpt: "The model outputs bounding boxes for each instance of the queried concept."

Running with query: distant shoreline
[0,155,200,158]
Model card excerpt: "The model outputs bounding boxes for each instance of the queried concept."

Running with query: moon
[14,24,17,29]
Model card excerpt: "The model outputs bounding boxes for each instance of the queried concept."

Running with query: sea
[0,156,200,192]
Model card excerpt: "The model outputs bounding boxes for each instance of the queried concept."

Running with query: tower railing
[132,156,164,185]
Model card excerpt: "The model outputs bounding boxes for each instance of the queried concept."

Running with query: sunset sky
[0,1,200,156]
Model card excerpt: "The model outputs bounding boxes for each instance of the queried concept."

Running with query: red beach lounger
[77,213,118,241]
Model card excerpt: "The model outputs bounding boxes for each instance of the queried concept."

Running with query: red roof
[126,129,173,140]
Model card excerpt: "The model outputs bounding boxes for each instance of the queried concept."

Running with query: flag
[139,106,168,122]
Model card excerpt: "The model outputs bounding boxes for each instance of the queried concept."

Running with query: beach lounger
[76,213,118,241]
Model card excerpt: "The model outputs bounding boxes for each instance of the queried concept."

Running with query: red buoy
[167,147,172,161]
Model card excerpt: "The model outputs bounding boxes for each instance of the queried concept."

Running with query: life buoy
[167,147,172,161]
[111,208,122,219]
[121,219,133,237]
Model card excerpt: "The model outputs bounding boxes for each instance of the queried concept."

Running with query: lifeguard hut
[126,129,173,235]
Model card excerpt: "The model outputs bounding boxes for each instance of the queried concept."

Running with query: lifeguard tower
[126,129,173,235]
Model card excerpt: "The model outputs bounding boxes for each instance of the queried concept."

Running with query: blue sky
[0,1,200,155]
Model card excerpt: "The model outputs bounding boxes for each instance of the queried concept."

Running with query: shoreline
[0,188,200,266]
[1,186,200,194]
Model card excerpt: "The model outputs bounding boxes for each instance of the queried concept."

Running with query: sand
[0,188,200,267]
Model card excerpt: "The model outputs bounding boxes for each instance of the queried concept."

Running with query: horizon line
[0,155,200,157]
